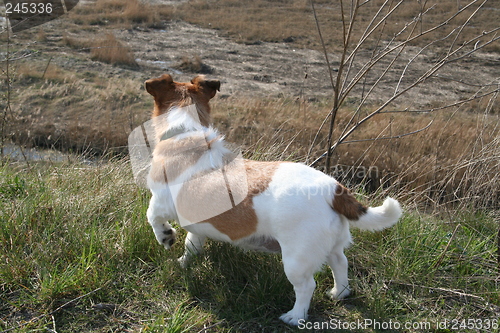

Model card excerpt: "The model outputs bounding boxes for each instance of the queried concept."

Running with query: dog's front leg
[147,197,177,250]
[178,232,206,268]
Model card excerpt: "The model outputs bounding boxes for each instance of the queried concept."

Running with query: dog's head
[145,74,220,127]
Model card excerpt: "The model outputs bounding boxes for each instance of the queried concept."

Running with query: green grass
[0,159,499,332]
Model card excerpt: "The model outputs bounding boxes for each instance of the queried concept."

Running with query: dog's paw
[279,311,305,326]
[328,285,350,300]
[156,226,177,249]
[177,254,189,269]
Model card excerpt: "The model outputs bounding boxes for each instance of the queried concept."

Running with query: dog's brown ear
[202,79,221,94]
[145,74,174,97]
[191,75,220,99]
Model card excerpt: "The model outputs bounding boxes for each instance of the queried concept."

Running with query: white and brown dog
[142,74,402,325]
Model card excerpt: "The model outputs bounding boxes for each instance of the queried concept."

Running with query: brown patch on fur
[176,160,283,240]
[332,184,367,220]
[144,74,220,127]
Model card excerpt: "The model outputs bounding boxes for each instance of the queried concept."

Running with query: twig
[47,315,57,333]
[337,0,490,113]
[342,120,434,144]
[325,0,362,172]
[42,56,53,79]
[310,0,335,91]
[306,0,336,164]
[387,280,500,308]
[309,120,433,167]
[310,0,343,172]
[311,29,489,168]
[447,0,487,55]
[0,286,104,333]
[308,0,485,169]
[380,88,500,114]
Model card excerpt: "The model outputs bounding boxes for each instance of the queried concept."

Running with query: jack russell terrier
[137,74,402,325]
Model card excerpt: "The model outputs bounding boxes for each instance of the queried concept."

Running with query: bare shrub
[296,0,500,209]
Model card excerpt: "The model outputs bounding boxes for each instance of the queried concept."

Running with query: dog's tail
[331,184,402,231]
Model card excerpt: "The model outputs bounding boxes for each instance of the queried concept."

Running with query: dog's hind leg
[178,232,206,268]
[326,247,350,300]
[279,255,317,326]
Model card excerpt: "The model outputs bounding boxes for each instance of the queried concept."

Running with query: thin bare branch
[311,0,495,170]
[310,120,434,167]
[380,88,500,114]
[433,74,500,88]
[340,1,406,97]
[325,0,361,172]
[345,0,405,66]
[337,26,497,150]
[342,0,485,101]
[342,120,433,144]
[310,0,335,91]
[447,0,488,55]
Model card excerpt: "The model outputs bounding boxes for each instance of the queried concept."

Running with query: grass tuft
[91,33,138,67]
[176,55,214,74]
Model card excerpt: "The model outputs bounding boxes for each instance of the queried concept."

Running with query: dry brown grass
[176,0,499,52]
[7,63,146,155]
[90,34,138,67]
[6,67,499,208]
[35,29,47,42]
[69,0,173,27]
[62,31,138,67]
[61,32,138,66]
[62,32,91,50]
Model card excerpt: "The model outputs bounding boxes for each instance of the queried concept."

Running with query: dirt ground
[106,20,500,106]
[9,12,499,102]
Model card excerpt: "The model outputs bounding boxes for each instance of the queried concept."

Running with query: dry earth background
[1,0,500,206]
